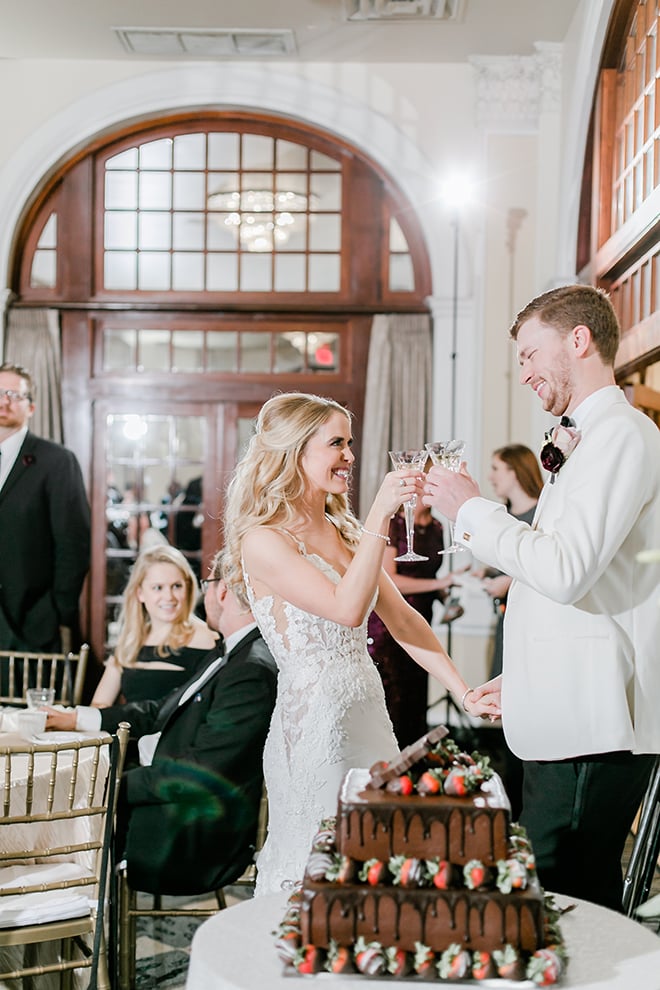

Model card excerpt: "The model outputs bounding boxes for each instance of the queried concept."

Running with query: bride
[223,393,500,895]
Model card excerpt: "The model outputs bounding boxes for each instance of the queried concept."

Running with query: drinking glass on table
[388,449,429,562]
[424,440,467,555]
[26,687,55,709]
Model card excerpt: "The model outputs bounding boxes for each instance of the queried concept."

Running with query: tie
[560,415,575,428]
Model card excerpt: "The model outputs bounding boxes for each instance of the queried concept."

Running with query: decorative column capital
[470,42,562,134]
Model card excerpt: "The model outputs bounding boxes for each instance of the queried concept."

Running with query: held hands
[465,675,502,721]
[422,462,481,522]
[462,674,502,721]
[481,575,512,600]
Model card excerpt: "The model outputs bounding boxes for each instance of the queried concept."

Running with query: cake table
[185,890,660,989]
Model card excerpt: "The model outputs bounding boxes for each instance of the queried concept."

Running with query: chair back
[0,643,89,706]
[0,723,130,989]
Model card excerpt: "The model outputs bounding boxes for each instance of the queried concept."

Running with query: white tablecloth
[186,891,660,990]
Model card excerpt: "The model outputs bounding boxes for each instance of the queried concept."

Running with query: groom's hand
[422,462,481,521]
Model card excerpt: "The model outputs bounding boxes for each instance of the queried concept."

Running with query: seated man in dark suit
[45,551,278,896]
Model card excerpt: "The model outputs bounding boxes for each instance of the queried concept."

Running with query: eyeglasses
[0,389,31,403]
[200,577,222,593]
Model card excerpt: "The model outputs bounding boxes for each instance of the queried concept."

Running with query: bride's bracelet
[361,526,390,544]
[461,688,474,713]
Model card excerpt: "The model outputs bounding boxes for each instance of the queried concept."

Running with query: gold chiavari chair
[0,644,90,707]
[622,756,660,918]
[116,784,269,990]
[0,722,130,989]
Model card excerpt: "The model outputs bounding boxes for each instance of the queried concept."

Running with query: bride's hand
[464,689,501,721]
[371,470,425,518]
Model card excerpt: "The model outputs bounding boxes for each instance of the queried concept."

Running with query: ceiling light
[207,189,310,252]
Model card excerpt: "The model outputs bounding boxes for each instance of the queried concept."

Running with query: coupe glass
[388,449,429,562]
[424,439,467,555]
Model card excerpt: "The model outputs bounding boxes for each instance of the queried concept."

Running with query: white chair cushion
[0,862,93,927]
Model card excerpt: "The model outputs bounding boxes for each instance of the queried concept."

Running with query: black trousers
[520,751,656,912]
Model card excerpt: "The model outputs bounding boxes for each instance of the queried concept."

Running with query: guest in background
[45,551,278,895]
[476,445,543,680]
[90,544,217,706]
[0,362,90,652]
[367,502,455,746]
[470,443,542,819]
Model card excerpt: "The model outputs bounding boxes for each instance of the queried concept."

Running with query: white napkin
[0,709,47,737]
[0,862,93,927]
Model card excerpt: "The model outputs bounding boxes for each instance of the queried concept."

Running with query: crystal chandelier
[207,189,308,252]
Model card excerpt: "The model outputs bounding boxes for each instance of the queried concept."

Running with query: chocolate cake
[274,727,567,983]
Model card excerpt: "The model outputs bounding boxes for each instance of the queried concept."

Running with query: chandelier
[207,189,309,253]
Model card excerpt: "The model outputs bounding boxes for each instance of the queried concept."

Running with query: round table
[186,891,660,989]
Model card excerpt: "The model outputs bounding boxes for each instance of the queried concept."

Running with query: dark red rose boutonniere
[22,454,35,466]
[540,424,581,483]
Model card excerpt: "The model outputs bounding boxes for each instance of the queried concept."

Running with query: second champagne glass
[424,439,467,555]
[388,449,429,562]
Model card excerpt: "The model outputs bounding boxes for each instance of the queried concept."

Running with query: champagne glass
[424,440,467,555]
[388,449,429,562]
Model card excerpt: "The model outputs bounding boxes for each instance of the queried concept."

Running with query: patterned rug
[134,885,253,989]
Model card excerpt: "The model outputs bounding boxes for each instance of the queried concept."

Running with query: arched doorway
[9,111,432,664]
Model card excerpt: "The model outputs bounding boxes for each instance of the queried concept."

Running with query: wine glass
[388,449,429,562]
[424,440,467,555]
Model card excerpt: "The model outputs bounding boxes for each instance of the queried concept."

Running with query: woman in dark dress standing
[367,502,455,746]
[90,544,217,706]
[473,443,543,818]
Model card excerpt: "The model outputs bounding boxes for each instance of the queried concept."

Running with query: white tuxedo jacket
[456,387,660,760]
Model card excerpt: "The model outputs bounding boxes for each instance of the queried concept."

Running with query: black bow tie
[560,415,575,428]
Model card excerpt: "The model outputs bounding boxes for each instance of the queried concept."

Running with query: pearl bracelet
[461,688,473,713]
[361,526,390,544]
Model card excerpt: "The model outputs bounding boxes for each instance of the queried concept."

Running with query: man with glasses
[0,362,90,651]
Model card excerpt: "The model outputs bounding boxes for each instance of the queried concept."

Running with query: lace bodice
[243,536,399,895]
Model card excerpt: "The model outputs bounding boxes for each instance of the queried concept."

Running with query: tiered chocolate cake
[275,727,566,983]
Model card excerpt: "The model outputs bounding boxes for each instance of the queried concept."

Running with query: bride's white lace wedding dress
[244,535,399,896]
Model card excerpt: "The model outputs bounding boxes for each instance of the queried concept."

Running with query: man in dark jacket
[0,362,90,651]
[46,551,277,895]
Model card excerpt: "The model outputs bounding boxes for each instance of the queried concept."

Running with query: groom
[423,284,660,910]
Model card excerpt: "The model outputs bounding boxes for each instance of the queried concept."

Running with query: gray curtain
[3,308,63,442]
[359,313,432,518]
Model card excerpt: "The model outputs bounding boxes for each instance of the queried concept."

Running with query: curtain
[3,308,63,442]
[358,313,432,519]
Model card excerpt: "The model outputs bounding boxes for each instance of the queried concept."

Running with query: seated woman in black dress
[91,544,218,706]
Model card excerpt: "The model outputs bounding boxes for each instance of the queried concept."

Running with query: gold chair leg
[118,870,137,990]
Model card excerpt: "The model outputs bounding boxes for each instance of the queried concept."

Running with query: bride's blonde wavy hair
[224,392,362,600]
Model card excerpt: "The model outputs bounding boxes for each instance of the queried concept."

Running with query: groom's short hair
[509,284,620,365]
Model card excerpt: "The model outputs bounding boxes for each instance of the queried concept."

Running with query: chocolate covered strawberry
[294,944,323,975]
[412,941,435,977]
[526,947,566,985]
[306,850,335,881]
[425,858,456,889]
[390,855,425,887]
[443,765,471,796]
[463,859,492,890]
[326,853,356,884]
[493,944,525,981]
[325,940,355,974]
[472,950,496,980]
[417,768,443,795]
[312,819,337,853]
[385,946,411,977]
[359,857,389,885]
[386,773,414,796]
[496,857,528,894]
[274,925,301,964]
[437,942,471,979]
[354,937,387,976]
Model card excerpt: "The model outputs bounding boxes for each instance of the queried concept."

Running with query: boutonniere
[540,424,581,483]
[22,454,35,466]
